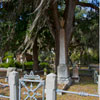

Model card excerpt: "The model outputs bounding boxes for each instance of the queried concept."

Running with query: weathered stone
[72,66,80,83]
[9,71,19,100]
[6,67,16,82]
[46,73,56,100]
[94,70,98,83]
[57,28,71,85]
[98,75,100,97]
[57,64,71,85]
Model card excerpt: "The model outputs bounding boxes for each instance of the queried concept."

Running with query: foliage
[0,51,34,68]
[69,7,99,65]
[15,61,23,68]
[0,0,99,69]
[24,61,34,66]
[39,62,51,70]
[44,68,47,72]
[24,61,34,69]
[0,51,20,68]
[38,50,55,65]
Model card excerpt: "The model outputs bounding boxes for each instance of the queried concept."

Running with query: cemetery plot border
[46,73,99,100]
[19,78,45,100]
[57,89,99,97]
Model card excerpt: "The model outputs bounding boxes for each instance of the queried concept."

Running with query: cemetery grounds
[0,70,98,100]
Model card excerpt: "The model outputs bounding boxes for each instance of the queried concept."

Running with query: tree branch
[50,2,61,32]
[76,2,99,11]
[64,0,76,46]
[63,0,69,21]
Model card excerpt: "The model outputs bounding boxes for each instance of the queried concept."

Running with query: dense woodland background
[0,0,99,71]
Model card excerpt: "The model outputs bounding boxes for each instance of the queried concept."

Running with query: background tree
[0,0,99,84]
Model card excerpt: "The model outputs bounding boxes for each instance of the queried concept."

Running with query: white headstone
[6,58,9,63]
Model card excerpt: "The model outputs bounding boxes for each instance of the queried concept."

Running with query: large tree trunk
[48,0,76,85]
[33,37,39,71]
[55,32,60,74]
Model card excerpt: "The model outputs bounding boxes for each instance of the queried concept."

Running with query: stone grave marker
[72,65,80,83]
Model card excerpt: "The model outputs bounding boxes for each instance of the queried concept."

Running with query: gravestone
[6,58,9,63]
[72,65,80,83]
[57,28,71,85]
[94,69,98,83]
[0,57,2,64]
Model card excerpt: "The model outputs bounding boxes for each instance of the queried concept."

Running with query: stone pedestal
[57,64,71,85]
[72,66,80,83]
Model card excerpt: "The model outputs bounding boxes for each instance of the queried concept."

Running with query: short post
[5,67,16,82]
[9,71,19,100]
[46,73,56,100]
[98,75,100,98]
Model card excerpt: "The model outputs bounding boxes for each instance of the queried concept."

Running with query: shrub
[0,61,15,68]
[15,61,23,68]
[39,62,50,70]
[24,62,34,66]
[24,61,34,69]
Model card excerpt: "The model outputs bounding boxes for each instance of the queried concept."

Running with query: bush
[3,52,14,62]
[24,61,34,69]
[24,62,34,66]
[15,61,23,68]
[0,52,34,69]
[39,62,50,70]
[0,51,16,68]
[0,61,15,68]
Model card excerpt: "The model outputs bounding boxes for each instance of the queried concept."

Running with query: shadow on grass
[74,76,97,86]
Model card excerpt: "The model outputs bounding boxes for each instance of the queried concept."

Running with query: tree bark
[55,32,59,74]
[48,1,76,84]
[64,0,76,64]
[49,2,61,73]
[33,37,39,71]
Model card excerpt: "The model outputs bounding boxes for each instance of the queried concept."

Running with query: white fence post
[9,71,19,100]
[98,75,100,99]
[46,73,56,100]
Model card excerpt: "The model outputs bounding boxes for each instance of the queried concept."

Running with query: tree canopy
[0,0,99,66]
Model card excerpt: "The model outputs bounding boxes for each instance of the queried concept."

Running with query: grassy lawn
[0,71,99,100]
[57,76,98,100]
